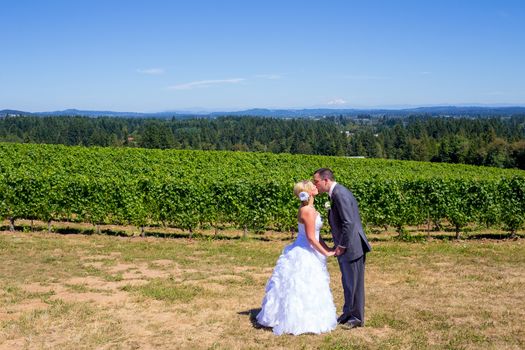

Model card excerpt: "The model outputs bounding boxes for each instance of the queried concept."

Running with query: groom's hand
[334,246,346,256]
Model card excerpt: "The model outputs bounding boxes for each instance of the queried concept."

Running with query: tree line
[0,114,524,169]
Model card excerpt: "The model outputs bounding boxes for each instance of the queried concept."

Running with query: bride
[256,180,337,335]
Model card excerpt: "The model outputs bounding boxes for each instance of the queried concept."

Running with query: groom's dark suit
[328,183,371,325]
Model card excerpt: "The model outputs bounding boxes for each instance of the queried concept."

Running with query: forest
[0,114,524,169]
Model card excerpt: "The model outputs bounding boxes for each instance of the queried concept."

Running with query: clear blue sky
[1,0,524,112]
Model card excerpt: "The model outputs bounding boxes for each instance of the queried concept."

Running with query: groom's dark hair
[313,168,335,181]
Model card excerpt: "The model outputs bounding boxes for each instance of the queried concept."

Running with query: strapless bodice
[296,214,322,246]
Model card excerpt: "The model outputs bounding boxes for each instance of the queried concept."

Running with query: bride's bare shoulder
[299,205,316,217]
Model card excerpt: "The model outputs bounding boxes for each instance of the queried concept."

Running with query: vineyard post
[427,210,431,240]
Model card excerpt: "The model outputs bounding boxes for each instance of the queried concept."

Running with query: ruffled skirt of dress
[256,243,337,335]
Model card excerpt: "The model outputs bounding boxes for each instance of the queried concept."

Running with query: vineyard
[1,142,524,238]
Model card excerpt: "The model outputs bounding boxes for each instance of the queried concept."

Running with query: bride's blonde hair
[293,180,316,199]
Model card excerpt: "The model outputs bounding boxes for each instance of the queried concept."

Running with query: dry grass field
[0,223,524,349]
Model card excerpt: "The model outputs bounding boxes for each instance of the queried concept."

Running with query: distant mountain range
[1,106,525,118]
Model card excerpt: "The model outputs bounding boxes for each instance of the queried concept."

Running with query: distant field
[1,230,523,349]
[2,142,523,181]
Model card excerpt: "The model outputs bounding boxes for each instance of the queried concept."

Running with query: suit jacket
[328,183,371,261]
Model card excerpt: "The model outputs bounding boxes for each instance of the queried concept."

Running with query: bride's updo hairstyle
[293,180,316,203]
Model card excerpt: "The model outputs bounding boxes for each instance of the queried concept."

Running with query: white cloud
[137,68,165,75]
[327,98,347,105]
[168,78,245,90]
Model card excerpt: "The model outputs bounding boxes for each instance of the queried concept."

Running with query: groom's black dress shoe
[337,314,350,324]
[341,319,363,329]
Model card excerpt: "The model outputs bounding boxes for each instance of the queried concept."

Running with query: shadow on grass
[55,227,299,242]
[2,223,522,242]
[238,308,271,331]
[422,232,522,241]
[467,232,522,240]
[138,230,245,241]
[369,230,523,243]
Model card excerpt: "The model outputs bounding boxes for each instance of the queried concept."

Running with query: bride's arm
[319,236,333,252]
[300,207,334,257]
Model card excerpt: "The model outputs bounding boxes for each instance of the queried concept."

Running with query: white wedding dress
[256,214,337,335]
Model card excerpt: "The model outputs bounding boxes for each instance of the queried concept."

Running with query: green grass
[1,285,55,306]
[122,278,206,303]
[1,230,524,349]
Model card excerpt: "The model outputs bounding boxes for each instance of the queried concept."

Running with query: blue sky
[1,0,524,112]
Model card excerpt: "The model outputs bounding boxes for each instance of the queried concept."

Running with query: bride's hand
[326,250,335,257]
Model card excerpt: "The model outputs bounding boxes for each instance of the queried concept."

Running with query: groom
[313,168,371,329]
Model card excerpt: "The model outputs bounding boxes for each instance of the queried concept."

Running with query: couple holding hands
[256,168,372,335]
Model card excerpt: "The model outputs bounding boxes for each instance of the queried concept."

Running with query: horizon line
[3,104,525,115]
